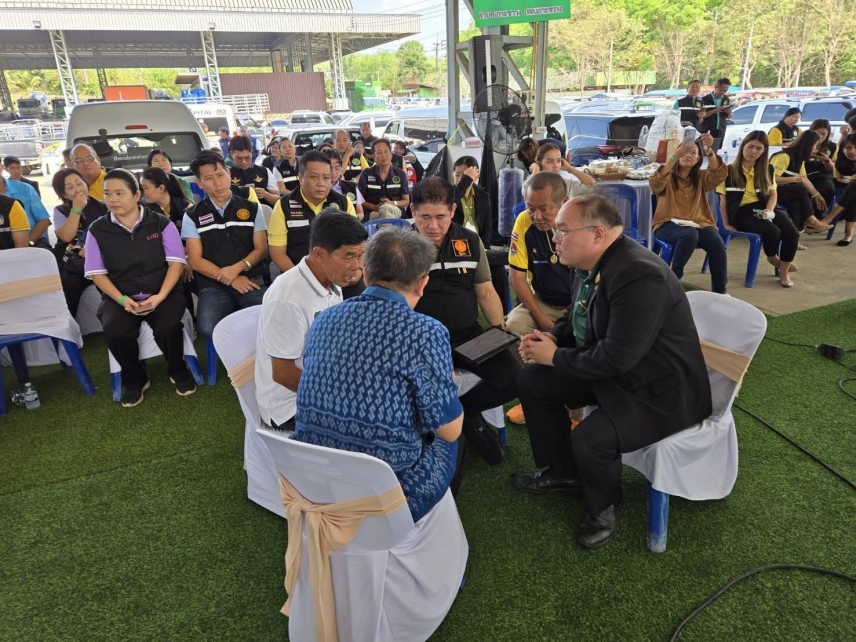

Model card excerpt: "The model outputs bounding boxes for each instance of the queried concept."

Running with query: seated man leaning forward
[291,227,464,522]
[511,194,712,550]
[255,210,368,432]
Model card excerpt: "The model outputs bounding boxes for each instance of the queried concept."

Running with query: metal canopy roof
[0,0,419,70]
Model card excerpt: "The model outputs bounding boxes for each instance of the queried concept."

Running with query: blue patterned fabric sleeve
[413,321,463,434]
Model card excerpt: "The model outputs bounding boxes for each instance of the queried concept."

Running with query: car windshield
[76,133,203,171]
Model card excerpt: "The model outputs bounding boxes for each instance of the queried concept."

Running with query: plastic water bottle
[637,125,649,149]
[722,150,729,165]
[22,382,40,410]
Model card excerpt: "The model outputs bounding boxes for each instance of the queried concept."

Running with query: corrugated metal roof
[0,0,355,12]
[0,9,419,33]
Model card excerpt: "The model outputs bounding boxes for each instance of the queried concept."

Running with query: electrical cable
[669,565,856,641]
[762,336,816,348]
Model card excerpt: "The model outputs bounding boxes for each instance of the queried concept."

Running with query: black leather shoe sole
[510,472,582,496]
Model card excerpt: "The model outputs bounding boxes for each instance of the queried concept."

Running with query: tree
[397,41,430,83]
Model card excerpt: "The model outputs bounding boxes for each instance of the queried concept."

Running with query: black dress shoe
[462,410,504,465]
[510,469,582,495]
[577,505,617,549]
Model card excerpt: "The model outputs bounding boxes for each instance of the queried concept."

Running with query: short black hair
[146,148,172,167]
[229,135,252,153]
[189,151,227,178]
[848,115,856,132]
[394,140,408,151]
[2,156,21,167]
[844,107,856,123]
[320,148,343,164]
[309,209,369,252]
[784,107,802,118]
[411,176,454,209]
[453,155,479,170]
[371,138,392,153]
[688,79,701,86]
[299,150,331,174]
[716,78,732,87]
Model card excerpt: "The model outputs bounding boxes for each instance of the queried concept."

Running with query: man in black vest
[358,139,411,218]
[229,136,280,206]
[358,123,379,163]
[268,150,356,274]
[184,151,270,340]
[673,80,705,129]
[511,195,712,549]
[322,148,365,221]
[699,78,733,150]
[334,129,368,182]
[412,177,518,465]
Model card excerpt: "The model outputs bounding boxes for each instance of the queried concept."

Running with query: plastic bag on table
[645,109,683,157]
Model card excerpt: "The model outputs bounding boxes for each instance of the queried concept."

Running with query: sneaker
[463,410,504,465]
[170,375,197,397]
[121,380,151,408]
[506,403,525,424]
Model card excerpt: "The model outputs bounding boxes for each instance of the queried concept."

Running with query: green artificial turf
[1,302,855,641]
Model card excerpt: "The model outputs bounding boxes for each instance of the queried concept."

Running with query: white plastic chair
[622,291,767,552]
[258,429,469,642]
[108,307,203,401]
[212,306,283,516]
[0,247,95,415]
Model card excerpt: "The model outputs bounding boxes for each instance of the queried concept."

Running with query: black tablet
[453,326,520,368]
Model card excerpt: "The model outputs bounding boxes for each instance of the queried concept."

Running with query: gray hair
[364,227,436,293]
[523,171,568,206]
[71,142,97,158]
[569,194,624,228]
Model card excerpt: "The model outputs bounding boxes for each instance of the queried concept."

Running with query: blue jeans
[654,223,728,294]
[197,285,268,339]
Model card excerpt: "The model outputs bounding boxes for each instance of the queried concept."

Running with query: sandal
[838,239,853,247]
[797,244,808,251]
[779,278,794,288]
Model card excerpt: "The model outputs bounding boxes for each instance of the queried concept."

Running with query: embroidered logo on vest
[236,208,251,221]
[392,175,401,184]
[453,239,471,257]
[199,213,215,226]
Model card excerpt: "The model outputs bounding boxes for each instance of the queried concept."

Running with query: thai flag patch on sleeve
[199,213,215,226]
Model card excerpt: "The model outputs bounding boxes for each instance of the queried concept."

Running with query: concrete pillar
[304,33,314,71]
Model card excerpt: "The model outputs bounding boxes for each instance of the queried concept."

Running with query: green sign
[473,0,570,27]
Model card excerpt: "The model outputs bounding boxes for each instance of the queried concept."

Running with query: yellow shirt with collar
[770,153,805,177]
[88,168,107,201]
[267,189,357,247]
[716,164,777,206]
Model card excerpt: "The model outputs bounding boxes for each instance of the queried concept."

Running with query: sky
[349,0,473,56]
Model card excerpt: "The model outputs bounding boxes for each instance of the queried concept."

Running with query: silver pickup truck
[0,124,46,174]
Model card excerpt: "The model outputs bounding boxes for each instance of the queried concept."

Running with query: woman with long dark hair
[717,131,800,287]
[650,132,729,293]
[83,169,196,406]
[146,149,194,203]
[805,119,836,215]
[833,133,856,189]
[51,167,109,317]
[529,142,596,188]
[770,131,832,238]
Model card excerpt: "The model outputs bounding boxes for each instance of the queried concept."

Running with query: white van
[66,100,208,172]
[187,102,238,146]
[382,101,568,167]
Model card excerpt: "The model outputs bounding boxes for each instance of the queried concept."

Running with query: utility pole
[606,39,614,93]
[433,38,446,73]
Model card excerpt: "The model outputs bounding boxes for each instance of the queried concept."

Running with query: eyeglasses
[553,226,595,241]
[73,156,97,164]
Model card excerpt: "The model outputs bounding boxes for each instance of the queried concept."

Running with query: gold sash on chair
[699,339,752,383]
[0,274,62,303]
[226,354,255,388]
[278,473,408,642]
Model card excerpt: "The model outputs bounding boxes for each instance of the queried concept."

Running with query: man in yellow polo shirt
[268,150,356,275]
[71,143,107,201]
[0,193,30,249]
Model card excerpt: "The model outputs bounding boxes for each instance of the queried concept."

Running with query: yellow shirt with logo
[267,189,357,247]
[716,165,777,206]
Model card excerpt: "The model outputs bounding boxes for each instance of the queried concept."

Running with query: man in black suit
[510,194,712,549]
[3,156,40,196]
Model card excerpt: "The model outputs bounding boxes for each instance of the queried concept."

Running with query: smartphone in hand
[134,303,154,315]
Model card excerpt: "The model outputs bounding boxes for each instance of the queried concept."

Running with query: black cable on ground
[669,565,856,641]
[839,378,856,401]
[762,336,817,349]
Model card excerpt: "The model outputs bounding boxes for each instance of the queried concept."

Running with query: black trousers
[517,364,622,517]
[489,264,509,312]
[98,289,189,388]
[733,205,799,262]
[452,325,520,412]
[60,269,92,319]
[809,175,835,214]
[776,184,814,230]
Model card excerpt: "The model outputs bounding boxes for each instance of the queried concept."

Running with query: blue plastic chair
[598,184,646,246]
[207,338,218,386]
[825,185,846,240]
[110,355,204,402]
[364,218,413,237]
[0,334,95,416]
[706,198,763,288]
[571,152,604,167]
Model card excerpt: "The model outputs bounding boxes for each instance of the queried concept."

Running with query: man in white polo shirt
[255,209,368,430]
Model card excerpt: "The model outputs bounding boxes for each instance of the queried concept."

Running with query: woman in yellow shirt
[767,107,801,147]
[769,131,832,237]
[717,131,800,287]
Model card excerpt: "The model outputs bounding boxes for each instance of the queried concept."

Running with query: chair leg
[206,339,218,386]
[498,427,507,448]
[59,340,96,396]
[0,367,6,416]
[51,338,71,371]
[744,237,762,288]
[7,343,29,384]
[187,355,204,386]
[647,481,670,553]
[826,219,838,240]
[701,254,709,274]
[111,372,122,402]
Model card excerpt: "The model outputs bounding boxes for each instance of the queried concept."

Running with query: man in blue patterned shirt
[292,227,464,521]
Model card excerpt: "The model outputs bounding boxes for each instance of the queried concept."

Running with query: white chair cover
[106,308,198,374]
[212,306,283,517]
[0,247,83,367]
[258,430,468,642]
[76,285,103,336]
[622,291,767,500]
[454,369,505,429]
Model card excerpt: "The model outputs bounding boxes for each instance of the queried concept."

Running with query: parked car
[0,123,46,174]
[562,112,656,161]
[562,100,636,113]
[289,110,335,125]
[338,110,395,137]
[329,110,353,124]
[262,118,291,139]
[722,97,856,150]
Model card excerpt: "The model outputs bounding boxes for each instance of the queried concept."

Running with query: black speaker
[468,36,505,112]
